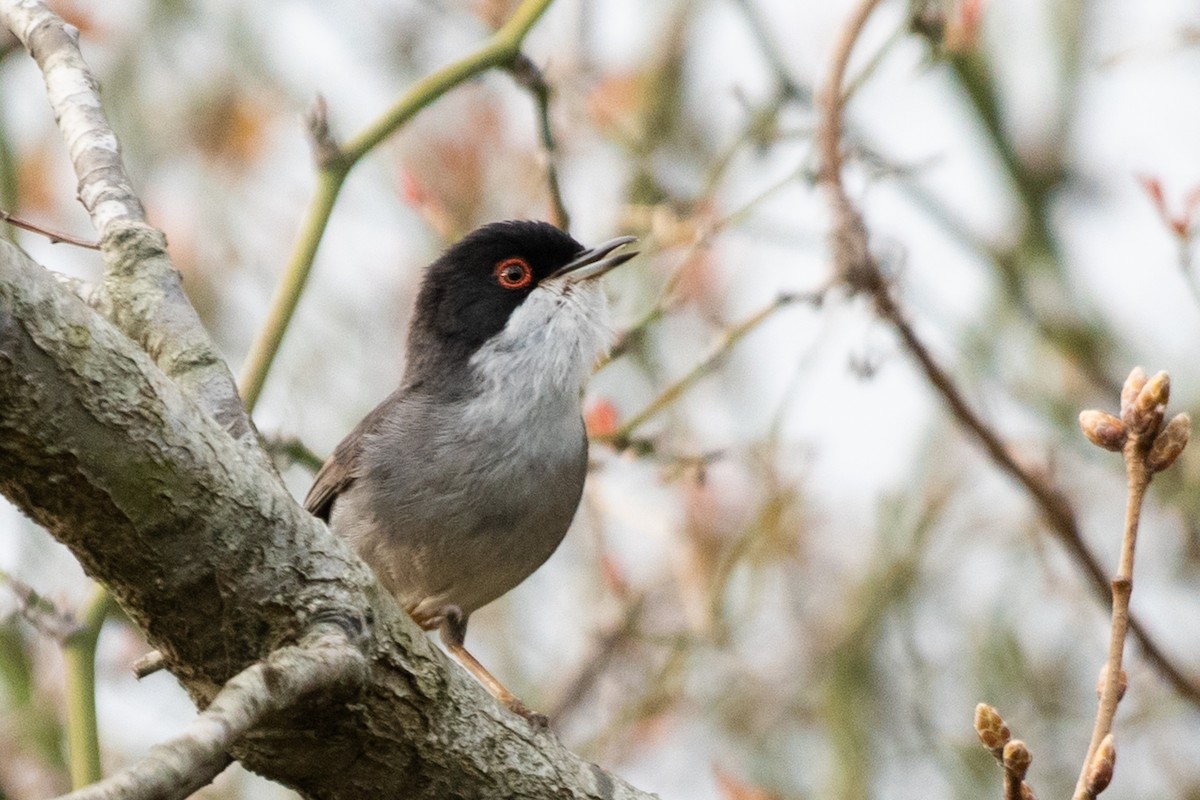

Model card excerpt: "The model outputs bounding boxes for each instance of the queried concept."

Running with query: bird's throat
[467,281,611,404]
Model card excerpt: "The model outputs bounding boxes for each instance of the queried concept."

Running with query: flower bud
[974,703,1010,754]
[1086,734,1116,795]
[1003,740,1032,779]
[1147,413,1190,472]
[1125,370,1169,436]
[1079,410,1126,452]
[1119,367,1147,417]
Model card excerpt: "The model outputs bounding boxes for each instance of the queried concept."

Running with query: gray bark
[0,239,656,798]
[4,0,255,443]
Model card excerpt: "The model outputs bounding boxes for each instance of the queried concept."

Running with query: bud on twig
[1147,413,1190,472]
[1079,410,1126,452]
[1085,734,1116,795]
[1119,367,1147,419]
[1124,370,1169,436]
[1095,663,1128,702]
[1002,740,1032,780]
[974,703,1011,755]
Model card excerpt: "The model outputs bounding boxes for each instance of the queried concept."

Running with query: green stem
[237,0,557,412]
[342,0,553,164]
[62,584,111,789]
[239,168,344,410]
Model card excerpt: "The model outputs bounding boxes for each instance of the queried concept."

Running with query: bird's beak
[549,235,638,284]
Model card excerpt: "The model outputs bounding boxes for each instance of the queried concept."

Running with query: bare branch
[974,705,1036,800]
[1072,370,1189,800]
[304,94,342,170]
[597,290,826,450]
[0,0,257,443]
[131,649,166,680]
[511,53,571,231]
[0,209,99,250]
[729,0,811,106]
[549,593,646,725]
[0,568,81,640]
[816,0,1200,708]
[262,433,325,473]
[58,625,368,800]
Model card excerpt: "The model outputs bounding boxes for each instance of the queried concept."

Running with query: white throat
[468,280,611,405]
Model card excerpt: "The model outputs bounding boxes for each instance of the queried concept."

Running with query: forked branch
[56,625,368,800]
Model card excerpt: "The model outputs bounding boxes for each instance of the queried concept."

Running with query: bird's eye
[494,257,533,290]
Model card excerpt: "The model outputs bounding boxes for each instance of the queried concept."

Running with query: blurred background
[2,0,1200,797]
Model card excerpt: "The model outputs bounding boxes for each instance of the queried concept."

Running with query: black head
[402,220,585,394]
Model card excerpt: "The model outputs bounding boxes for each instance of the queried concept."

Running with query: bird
[305,220,637,724]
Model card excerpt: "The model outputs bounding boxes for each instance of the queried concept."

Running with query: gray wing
[304,435,361,521]
[304,390,403,521]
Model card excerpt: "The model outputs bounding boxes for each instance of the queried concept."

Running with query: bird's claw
[505,697,549,728]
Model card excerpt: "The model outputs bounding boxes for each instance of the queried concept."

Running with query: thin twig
[1175,238,1200,312]
[0,209,100,249]
[511,53,570,231]
[816,0,1200,707]
[263,433,325,473]
[1002,769,1022,800]
[132,650,166,680]
[601,163,817,370]
[304,94,341,170]
[840,17,906,103]
[728,0,811,106]
[595,290,825,449]
[925,29,1118,396]
[974,706,1036,800]
[0,569,82,641]
[56,624,367,800]
[1078,454,1146,777]
[1072,372,1187,799]
[237,0,558,412]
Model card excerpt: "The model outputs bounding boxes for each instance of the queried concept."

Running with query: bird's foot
[503,695,549,728]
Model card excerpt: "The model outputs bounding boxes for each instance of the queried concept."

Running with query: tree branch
[0,569,82,640]
[974,704,1036,800]
[0,0,255,442]
[0,208,99,249]
[58,624,368,800]
[816,0,1200,707]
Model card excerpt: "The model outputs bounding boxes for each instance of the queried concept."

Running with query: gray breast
[333,391,587,622]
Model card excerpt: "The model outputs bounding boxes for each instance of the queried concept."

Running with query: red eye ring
[494,257,533,290]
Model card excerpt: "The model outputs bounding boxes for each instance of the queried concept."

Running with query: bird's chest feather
[341,284,606,613]
[347,372,587,616]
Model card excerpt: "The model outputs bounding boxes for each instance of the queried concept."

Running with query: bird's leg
[438,606,548,727]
